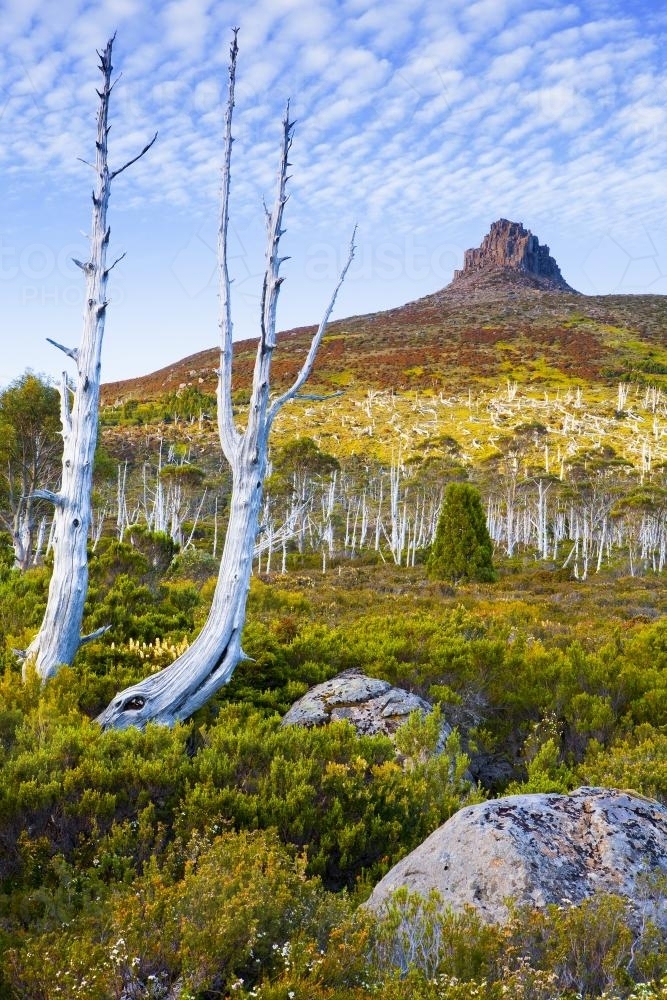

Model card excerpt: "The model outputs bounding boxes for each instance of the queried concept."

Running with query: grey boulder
[281,667,451,746]
[366,786,667,930]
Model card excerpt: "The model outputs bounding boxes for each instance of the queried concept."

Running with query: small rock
[281,668,451,745]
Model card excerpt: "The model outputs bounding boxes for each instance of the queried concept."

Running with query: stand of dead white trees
[23,37,156,680]
[91,442,667,579]
[97,32,355,729]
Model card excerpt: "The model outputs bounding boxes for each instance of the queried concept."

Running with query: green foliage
[158,462,206,487]
[85,572,198,642]
[82,537,197,649]
[273,437,340,478]
[0,566,49,649]
[0,651,477,992]
[503,890,667,998]
[0,532,14,570]
[370,887,500,981]
[506,736,576,795]
[5,828,355,999]
[1,523,666,997]
[162,386,216,422]
[578,726,667,801]
[506,716,576,795]
[267,436,341,505]
[92,438,118,483]
[0,373,61,566]
[428,483,496,584]
[393,706,445,765]
[176,706,477,890]
[363,886,667,1000]
[0,373,60,477]
[110,829,347,997]
[166,545,219,585]
[125,524,177,573]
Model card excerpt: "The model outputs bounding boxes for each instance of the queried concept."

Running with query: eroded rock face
[366,787,667,929]
[281,668,450,744]
[451,218,578,293]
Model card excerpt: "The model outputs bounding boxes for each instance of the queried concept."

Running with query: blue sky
[1,0,666,387]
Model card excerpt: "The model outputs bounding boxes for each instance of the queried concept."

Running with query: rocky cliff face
[450,219,578,293]
[366,787,667,929]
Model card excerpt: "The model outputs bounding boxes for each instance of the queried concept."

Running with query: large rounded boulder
[366,786,667,929]
[281,667,451,745]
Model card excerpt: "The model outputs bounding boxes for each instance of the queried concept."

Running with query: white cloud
[162,0,213,53]
[493,4,580,50]
[1,0,666,383]
[487,46,534,81]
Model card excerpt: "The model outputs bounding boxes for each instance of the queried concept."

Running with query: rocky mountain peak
[449,218,578,294]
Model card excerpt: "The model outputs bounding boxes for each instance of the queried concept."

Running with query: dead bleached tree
[97,32,355,730]
[24,37,156,680]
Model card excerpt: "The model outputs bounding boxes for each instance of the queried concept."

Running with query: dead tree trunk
[24,37,155,680]
[97,32,354,730]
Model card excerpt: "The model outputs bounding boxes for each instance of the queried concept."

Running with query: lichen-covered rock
[366,787,667,929]
[281,668,451,744]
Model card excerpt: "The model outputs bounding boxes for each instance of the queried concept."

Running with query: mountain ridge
[101,220,666,404]
[101,288,667,405]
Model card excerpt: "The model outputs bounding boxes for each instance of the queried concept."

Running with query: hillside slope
[102,289,667,404]
[102,218,667,404]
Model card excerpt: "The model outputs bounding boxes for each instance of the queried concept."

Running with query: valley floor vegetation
[1,528,666,998]
[1,365,667,997]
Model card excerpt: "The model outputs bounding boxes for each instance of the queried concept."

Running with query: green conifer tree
[427,482,496,583]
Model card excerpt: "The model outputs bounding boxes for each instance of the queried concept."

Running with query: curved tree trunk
[97,32,354,730]
[97,430,268,728]
[24,38,155,681]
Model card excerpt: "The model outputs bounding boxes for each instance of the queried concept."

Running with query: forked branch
[96,31,353,731]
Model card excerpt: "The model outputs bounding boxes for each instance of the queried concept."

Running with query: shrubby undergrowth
[1,540,666,997]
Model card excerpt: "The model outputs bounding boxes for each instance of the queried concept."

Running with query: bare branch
[80,624,112,646]
[72,258,93,272]
[46,337,79,361]
[269,225,356,422]
[96,33,354,731]
[216,27,242,461]
[26,32,155,680]
[243,102,296,447]
[77,157,96,170]
[97,30,117,62]
[259,102,294,354]
[24,489,63,507]
[109,131,158,180]
[104,252,126,276]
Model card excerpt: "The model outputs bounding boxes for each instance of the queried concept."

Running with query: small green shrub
[427,483,496,584]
